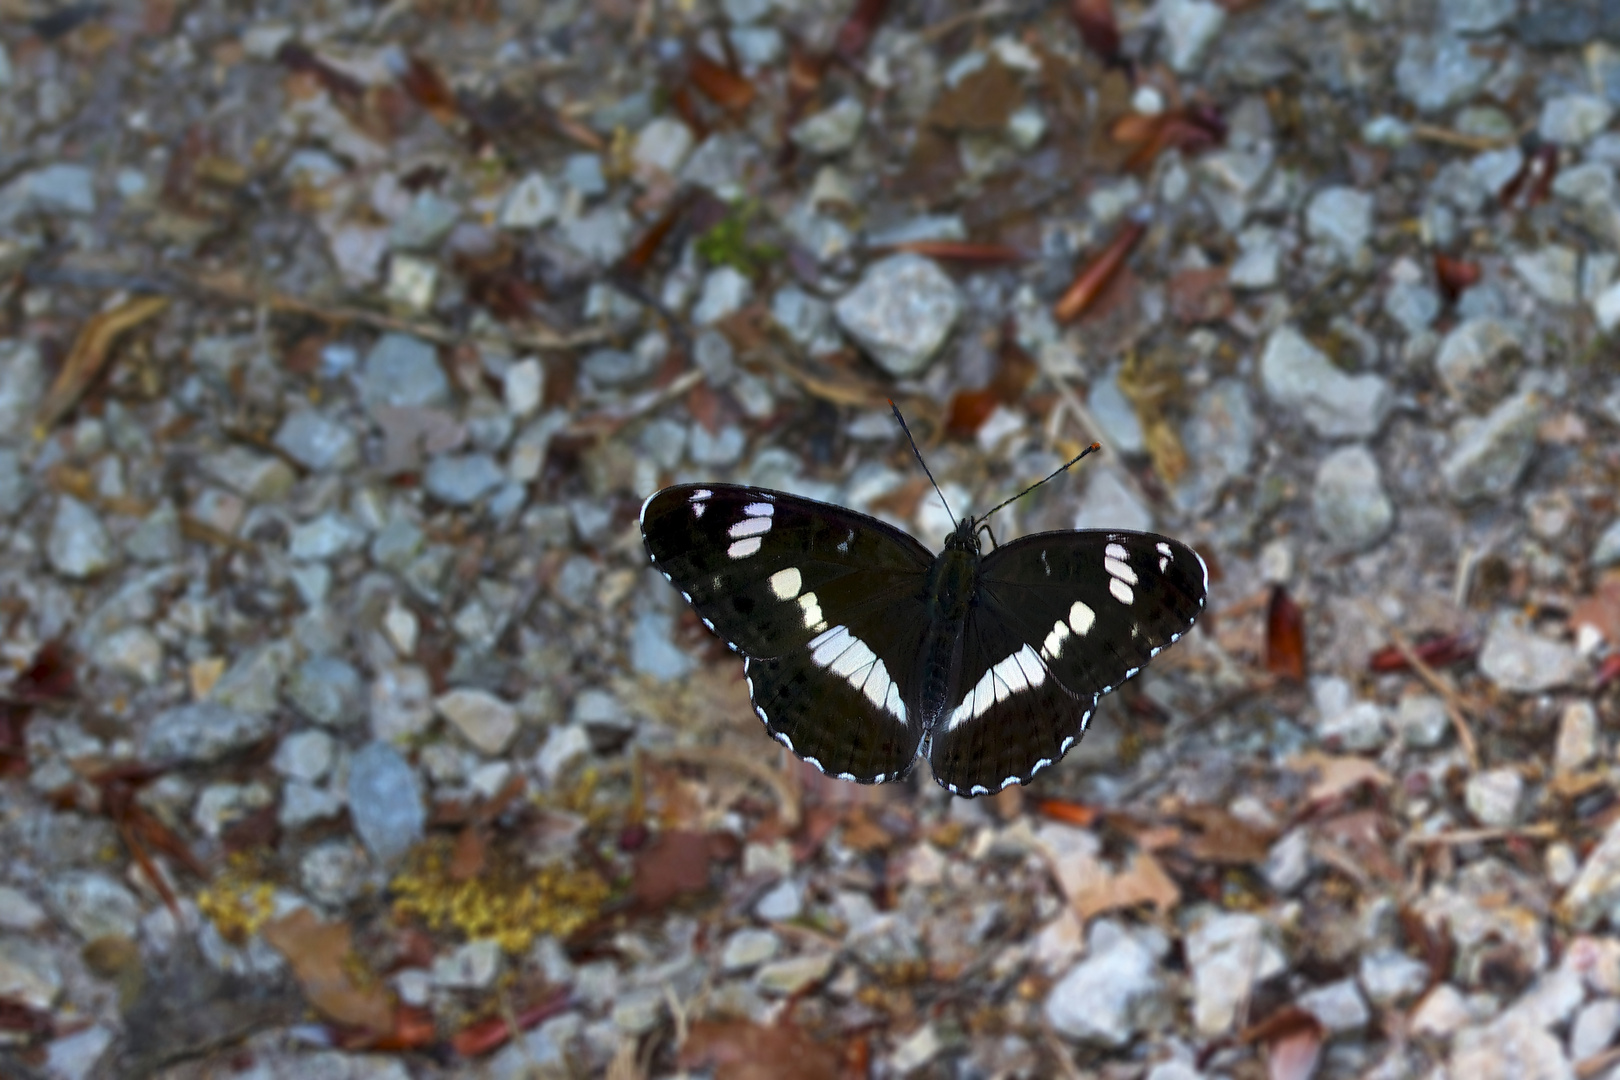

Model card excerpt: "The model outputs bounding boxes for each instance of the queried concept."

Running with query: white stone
[436,687,520,756]
[498,173,560,229]
[1556,701,1599,775]
[633,118,695,176]
[1185,910,1288,1036]
[834,254,962,377]
[536,723,591,784]
[790,98,864,155]
[47,496,115,579]
[504,357,543,417]
[1540,93,1615,146]
[1160,0,1226,73]
[1466,768,1524,828]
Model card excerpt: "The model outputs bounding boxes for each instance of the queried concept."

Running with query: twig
[1409,123,1512,152]
[1405,822,1559,847]
[1357,601,1481,772]
[656,744,802,829]
[919,1,1017,41]
[566,369,704,438]
[1578,1045,1620,1080]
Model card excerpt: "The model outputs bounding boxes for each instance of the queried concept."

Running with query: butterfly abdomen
[916,545,980,730]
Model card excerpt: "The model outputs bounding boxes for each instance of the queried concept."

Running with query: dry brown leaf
[1179,804,1277,865]
[1286,751,1392,805]
[262,908,395,1034]
[1071,850,1180,920]
[35,295,170,438]
[631,830,714,909]
[679,1017,842,1080]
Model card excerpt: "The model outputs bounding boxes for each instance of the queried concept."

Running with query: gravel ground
[3,0,1620,1077]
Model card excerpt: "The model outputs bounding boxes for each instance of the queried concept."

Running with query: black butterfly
[638,419,1207,796]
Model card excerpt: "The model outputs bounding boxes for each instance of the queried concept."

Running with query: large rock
[1441,391,1541,504]
[1044,920,1170,1046]
[142,703,273,764]
[834,254,961,377]
[1260,326,1390,439]
[1478,611,1581,693]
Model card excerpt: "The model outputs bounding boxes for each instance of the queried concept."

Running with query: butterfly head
[943,514,982,555]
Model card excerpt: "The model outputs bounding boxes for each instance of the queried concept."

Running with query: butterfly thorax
[915,520,982,730]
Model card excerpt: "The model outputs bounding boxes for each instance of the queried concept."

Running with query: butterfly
[638,410,1207,796]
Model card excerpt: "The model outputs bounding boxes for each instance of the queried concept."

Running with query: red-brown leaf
[835,0,891,60]
[1240,1007,1325,1080]
[1433,253,1482,303]
[679,1018,843,1080]
[1053,220,1145,323]
[451,987,572,1057]
[890,240,1027,263]
[1500,143,1559,208]
[631,830,714,909]
[1168,266,1234,324]
[1034,798,1099,828]
[689,52,756,113]
[275,41,364,99]
[400,54,460,122]
[0,640,78,778]
[1071,0,1121,65]
[1367,633,1476,673]
[1265,585,1307,682]
[946,388,1000,438]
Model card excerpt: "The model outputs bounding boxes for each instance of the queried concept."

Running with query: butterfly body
[639,482,1206,796]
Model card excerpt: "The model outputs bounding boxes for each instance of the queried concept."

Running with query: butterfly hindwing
[640,484,934,781]
[927,530,1207,795]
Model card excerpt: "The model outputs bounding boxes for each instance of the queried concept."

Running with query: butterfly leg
[977,522,999,551]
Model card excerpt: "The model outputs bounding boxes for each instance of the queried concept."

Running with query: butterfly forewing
[927,530,1207,795]
[640,484,935,781]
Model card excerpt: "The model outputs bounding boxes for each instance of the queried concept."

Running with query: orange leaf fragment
[1070,850,1180,921]
[1265,584,1307,683]
[262,908,395,1035]
[35,295,170,438]
[1070,0,1122,65]
[689,52,756,113]
[679,1018,843,1080]
[1286,751,1393,805]
[1033,798,1098,828]
[1053,220,1145,323]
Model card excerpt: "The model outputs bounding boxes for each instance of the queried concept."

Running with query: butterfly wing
[927,530,1207,796]
[640,484,935,782]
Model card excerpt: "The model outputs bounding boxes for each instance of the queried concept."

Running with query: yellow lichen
[197,858,276,945]
[390,839,612,954]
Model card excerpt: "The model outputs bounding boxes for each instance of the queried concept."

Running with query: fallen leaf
[1286,751,1392,805]
[451,986,572,1057]
[679,1018,843,1080]
[689,52,756,113]
[1570,573,1620,647]
[1265,585,1307,682]
[835,0,891,60]
[1167,266,1234,325]
[1317,810,1402,884]
[1434,253,1482,303]
[1239,1006,1324,1080]
[1367,632,1477,673]
[35,295,171,438]
[1033,798,1098,828]
[1053,220,1145,323]
[1119,109,1225,172]
[1398,906,1454,991]
[0,996,54,1043]
[1178,804,1276,865]
[399,54,459,123]
[889,240,1028,263]
[1070,0,1122,65]
[945,388,1000,438]
[1500,143,1559,209]
[275,40,364,99]
[631,830,714,909]
[1070,850,1180,920]
[0,640,77,778]
[262,908,395,1034]
[930,58,1023,132]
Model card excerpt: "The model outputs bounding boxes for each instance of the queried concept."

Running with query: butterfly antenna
[975,442,1103,525]
[889,400,956,523]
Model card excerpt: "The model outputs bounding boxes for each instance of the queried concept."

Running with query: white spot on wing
[1195,549,1209,593]
[797,591,825,631]
[1042,619,1070,660]
[803,756,825,774]
[1104,556,1138,585]
[1109,577,1134,605]
[770,567,803,600]
[728,516,772,539]
[808,625,904,724]
[1156,541,1172,558]
[1000,775,1019,790]
[1069,600,1095,636]
[945,645,1046,731]
[743,502,774,517]
[874,772,887,783]
[1105,542,1127,562]
[775,731,794,752]
[836,771,855,781]
[970,784,989,796]
[1041,550,1051,576]
[1060,735,1075,753]
[691,489,713,501]
[728,536,763,559]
